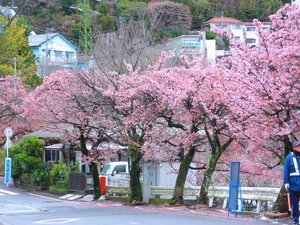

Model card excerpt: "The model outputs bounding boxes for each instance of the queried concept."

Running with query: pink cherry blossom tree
[0,76,26,144]
[22,70,116,199]
[105,53,245,205]
[206,3,300,211]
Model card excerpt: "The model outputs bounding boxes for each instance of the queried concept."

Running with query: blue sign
[4,158,11,184]
[228,161,244,217]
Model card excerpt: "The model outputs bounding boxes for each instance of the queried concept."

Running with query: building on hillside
[28,32,78,77]
[201,17,271,58]
[165,35,216,66]
[243,22,271,46]
[202,17,245,42]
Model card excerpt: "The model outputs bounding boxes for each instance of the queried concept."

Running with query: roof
[44,143,64,150]
[26,129,61,138]
[28,33,59,47]
[165,35,202,44]
[203,17,243,25]
[28,33,77,49]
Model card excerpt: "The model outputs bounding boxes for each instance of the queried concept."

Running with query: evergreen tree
[0,17,42,87]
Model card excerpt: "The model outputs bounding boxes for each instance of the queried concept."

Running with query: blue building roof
[28,33,77,49]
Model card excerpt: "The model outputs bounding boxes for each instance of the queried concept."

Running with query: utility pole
[13,57,18,128]
[71,0,94,55]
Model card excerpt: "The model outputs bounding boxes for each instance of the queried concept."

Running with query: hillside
[1,0,290,42]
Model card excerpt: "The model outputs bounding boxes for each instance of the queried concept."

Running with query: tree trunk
[272,135,293,212]
[198,148,223,205]
[89,162,101,200]
[170,147,196,205]
[129,145,143,202]
[272,184,289,213]
[79,133,101,200]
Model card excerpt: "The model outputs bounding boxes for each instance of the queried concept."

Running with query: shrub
[50,162,69,187]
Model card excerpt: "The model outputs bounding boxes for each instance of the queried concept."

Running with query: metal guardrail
[106,185,280,212]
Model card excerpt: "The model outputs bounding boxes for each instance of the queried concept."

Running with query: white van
[100,161,129,176]
[100,162,130,191]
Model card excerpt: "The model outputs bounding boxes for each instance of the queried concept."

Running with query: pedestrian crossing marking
[0,189,19,195]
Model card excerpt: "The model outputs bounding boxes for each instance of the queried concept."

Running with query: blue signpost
[228,161,244,217]
[4,157,11,184]
[4,127,13,186]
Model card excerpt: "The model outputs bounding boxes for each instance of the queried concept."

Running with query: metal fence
[107,173,130,187]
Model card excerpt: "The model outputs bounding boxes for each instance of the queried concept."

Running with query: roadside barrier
[106,185,280,212]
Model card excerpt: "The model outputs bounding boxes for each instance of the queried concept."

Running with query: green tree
[10,135,46,182]
[0,17,42,87]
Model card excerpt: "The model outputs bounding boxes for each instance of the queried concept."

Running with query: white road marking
[0,204,38,214]
[28,193,62,201]
[0,189,19,195]
[33,218,81,224]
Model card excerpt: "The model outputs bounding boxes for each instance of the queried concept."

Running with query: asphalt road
[0,178,291,225]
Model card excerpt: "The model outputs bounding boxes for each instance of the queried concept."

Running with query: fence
[106,185,280,212]
[69,173,93,192]
[107,173,130,187]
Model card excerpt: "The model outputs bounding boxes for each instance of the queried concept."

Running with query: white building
[292,0,300,6]
[202,17,271,57]
[243,22,271,46]
[202,17,246,43]
[165,35,216,65]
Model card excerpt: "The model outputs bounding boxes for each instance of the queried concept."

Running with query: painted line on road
[33,218,81,224]
[0,204,38,214]
[28,193,62,201]
[0,189,19,195]
[0,209,38,214]
[126,222,139,224]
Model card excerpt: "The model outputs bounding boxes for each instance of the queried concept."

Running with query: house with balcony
[201,17,271,57]
[28,32,78,77]
[243,22,271,46]
[202,17,245,42]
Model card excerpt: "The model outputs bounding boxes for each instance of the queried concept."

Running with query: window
[247,27,255,31]
[246,38,256,44]
[234,36,240,41]
[45,150,59,162]
[216,25,226,29]
[54,51,62,58]
[65,52,73,59]
[113,165,126,174]
[232,24,242,29]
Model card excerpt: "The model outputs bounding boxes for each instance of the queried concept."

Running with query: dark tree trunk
[197,149,222,204]
[129,145,143,202]
[89,162,101,200]
[170,147,196,205]
[80,133,101,200]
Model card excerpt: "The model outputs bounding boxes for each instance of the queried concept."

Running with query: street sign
[4,157,12,184]
[4,138,12,149]
[4,127,13,137]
